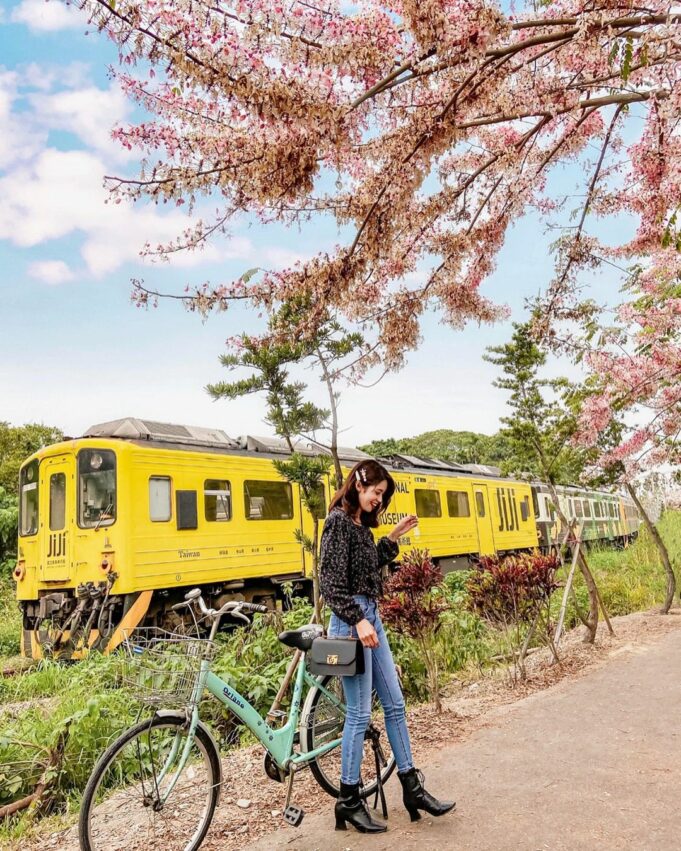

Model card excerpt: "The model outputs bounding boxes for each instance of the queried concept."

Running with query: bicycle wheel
[79,713,221,851]
[300,675,396,798]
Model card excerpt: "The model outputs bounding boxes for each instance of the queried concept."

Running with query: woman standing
[320,459,455,833]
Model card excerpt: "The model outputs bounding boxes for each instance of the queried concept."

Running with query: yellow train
[13,418,639,658]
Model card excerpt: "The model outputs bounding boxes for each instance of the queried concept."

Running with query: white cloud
[0,148,254,276]
[28,258,75,284]
[0,62,317,279]
[11,0,84,32]
[0,70,47,169]
[30,84,133,161]
[261,246,312,268]
[22,61,91,92]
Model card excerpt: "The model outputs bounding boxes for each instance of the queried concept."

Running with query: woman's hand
[356,618,379,648]
[389,514,419,542]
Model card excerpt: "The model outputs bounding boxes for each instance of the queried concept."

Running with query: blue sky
[0,1,634,447]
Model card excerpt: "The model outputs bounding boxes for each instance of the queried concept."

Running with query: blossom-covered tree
[73,0,680,369]
[575,253,681,612]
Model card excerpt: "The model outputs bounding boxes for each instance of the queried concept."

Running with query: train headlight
[90,453,104,470]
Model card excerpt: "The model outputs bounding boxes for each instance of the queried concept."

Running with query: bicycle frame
[202,653,343,769]
[153,650,344,805]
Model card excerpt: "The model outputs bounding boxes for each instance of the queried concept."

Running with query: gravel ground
[12,607,681,851]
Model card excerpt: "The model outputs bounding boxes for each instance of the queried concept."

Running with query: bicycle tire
[79,712,221,851]
[300,675,396,799]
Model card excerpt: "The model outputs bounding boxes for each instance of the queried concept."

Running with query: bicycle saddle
[278,624,324,651]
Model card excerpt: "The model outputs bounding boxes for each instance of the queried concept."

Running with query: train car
[531,482,638,550]
[374,454,537,570]
[13,418,639,659]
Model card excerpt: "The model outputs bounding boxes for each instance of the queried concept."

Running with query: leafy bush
[466,552,560,681]
[0,654,136,819]
[0,486,18,568]
[380,550,450,711]
[0,577,20,659]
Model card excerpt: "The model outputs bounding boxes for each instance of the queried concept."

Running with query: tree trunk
[626,481,676,614]
[316,347,344,488]
[312,515,322,623]
[543,477,599,643]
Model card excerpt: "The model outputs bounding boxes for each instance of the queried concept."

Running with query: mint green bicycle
[78,589,396,851]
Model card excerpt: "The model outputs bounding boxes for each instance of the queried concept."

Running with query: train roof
[79,419,631,497]
[83,418,372,463]
[82,418,505,477]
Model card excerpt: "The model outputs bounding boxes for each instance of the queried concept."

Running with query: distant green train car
[532,483,640,549]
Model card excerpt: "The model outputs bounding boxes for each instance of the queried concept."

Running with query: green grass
[0,575,21,659]
[579,509,681,618]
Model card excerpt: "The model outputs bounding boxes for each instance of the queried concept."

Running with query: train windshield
[19,459,39,536]
[78,449,116,528]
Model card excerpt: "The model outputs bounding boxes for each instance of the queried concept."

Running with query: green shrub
[0,577,20,659]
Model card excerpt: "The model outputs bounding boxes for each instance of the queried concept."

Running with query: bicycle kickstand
[282,767,304,827]
[368,727,388,819]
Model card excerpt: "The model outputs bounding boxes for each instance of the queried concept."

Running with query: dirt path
[249,615,681,851]
[17,610,681,851]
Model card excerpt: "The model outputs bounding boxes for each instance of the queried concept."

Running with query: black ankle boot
[335,782,387,833]
[398,768,455,822]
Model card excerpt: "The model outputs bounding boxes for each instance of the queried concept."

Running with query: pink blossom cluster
[75,0,680,370]
[577,249,681,478]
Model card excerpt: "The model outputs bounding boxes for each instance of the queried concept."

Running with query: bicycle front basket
[121,627,217,708]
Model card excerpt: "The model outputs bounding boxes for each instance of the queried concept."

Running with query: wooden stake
[554,522,582,647]
[268,648,301,719]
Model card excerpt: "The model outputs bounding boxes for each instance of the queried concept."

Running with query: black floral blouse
[319,507,399,625]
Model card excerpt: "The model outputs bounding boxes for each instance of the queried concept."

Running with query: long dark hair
[329,460,395,528]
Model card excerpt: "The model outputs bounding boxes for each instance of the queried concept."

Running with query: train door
[473,485,495,555]
[40,455,73,582]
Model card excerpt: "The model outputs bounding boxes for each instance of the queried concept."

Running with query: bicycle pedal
[283,805,304,827]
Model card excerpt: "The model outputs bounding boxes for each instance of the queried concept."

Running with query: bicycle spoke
[82,720,219,851]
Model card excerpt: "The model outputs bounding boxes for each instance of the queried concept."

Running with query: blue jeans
[329,595,414,784]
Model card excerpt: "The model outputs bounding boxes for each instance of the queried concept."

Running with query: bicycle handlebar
[171,589,268,618]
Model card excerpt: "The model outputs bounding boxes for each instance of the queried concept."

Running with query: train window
[584,501,592,518]
[475,491,486,517]
[176,490,198,530]
[149,476,172,522]
[49,473,66,531]
[244,480,293,520]
[520,495,530,522]
[204,480,231,522]
[575,500,584,518]
[415,489,442,518]
[78,449,116,528]
[531,489,539,518]
[19,460,39,536]
[446,490,470,518]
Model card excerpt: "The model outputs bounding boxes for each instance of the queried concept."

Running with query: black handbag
[307,636,365,677]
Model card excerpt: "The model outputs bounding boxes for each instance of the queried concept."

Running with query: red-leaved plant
[380,549,449,712]
[466,552,560,683]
